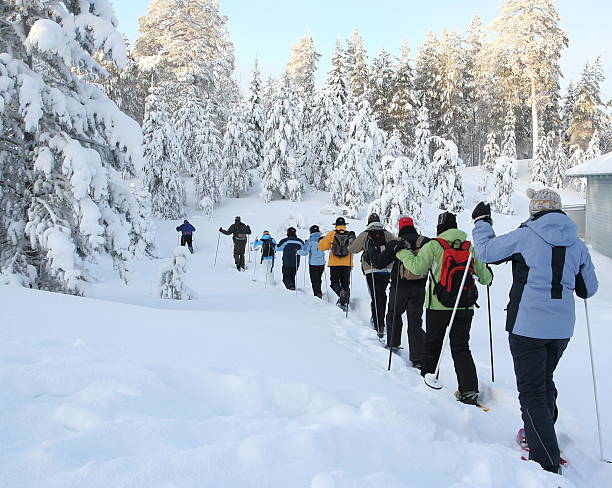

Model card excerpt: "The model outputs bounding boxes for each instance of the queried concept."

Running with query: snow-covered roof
[566,151,612,177]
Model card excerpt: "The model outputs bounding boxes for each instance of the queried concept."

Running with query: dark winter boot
[454,390,479,405]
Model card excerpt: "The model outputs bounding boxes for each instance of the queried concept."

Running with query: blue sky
[113,0,611,100]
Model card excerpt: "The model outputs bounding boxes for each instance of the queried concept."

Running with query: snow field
[2,170,611,487]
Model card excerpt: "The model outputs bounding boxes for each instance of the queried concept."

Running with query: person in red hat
[369,215,431,369]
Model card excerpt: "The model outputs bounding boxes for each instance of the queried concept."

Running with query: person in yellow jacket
[318,217,355,311]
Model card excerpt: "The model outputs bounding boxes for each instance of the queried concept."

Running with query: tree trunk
[531,78,538,159]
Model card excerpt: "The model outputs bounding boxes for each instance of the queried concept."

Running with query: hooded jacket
[396,228,492,310]
[318,226,354,267]
[276,235,304,268]
[253,234,277,261]
[472,210,598,339]
[348,221,395,274]
[298,232,326,266]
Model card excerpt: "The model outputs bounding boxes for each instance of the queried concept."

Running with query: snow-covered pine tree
[531,130,553,186]
[412,104,433,192]
[194,93,223,210]
[329,99,384,218]
[369,48,395,133]
[142,86,187,219]
[260,73,303,202]
[344,28,369,102]
[549,138,569,190]
[415,31,443,136]
[482,132,500,173]
[155,246,193,300]
[222,105,254,198]
[382,130,406,159]
[173,85,207,174]
[585,129,602,161]
[244,61,266,169]
[0,0,152,294]
[389,39,417,147]
[569,144,586,193]
[491,156,517,215]
[561,80,577,135]
[430,138,465,213]
[311,39,350,190]
[286,31,320,99]
[501,109,517,159]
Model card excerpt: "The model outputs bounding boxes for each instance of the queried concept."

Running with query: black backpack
[261,239,276,260]
[363,229,386,265]
[331,231,351,257]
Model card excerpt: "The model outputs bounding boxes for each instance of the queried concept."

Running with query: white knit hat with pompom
[526,188,562,215]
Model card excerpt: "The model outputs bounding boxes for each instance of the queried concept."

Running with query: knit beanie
[398,216,415,232]
[287,227,297,236]
[367,213,380,225]
[309,225,320,234]
[526,188,562,215]
[436,211,457,236]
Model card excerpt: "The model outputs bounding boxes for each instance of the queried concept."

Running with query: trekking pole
[247,236,251,263]
[345,265,353,319]
[424,253,473,389]
[584,299,611,463]
[323,266,330,303]
[213,231,221,267]
[387,265,401,371]
[265,259,269,289]
[178,231,181,246]
[487,285,495,382]
[295,254,299,296]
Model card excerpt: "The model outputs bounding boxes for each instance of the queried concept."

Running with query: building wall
[586,176,612,258]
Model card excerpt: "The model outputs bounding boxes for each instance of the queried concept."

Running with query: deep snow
[1,168,611,487]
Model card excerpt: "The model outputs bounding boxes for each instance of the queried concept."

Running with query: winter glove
[472,202,493,225]
[387,240,406,254]
[218,227,223,232]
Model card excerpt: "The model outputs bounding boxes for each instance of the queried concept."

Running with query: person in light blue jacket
[298,225,326,298]
[471,188,598,475]
[252,231,277,284]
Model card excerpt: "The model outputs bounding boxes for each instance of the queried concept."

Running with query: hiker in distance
[471,189,598,475]
[370,216,430,368]
[220,216,252,271]
[396,211,492,405]
[176,219,195,253]
[252,231,277,284]
[349,213,394,336]
[297,225,326,298]
[318,217,355,312]
[276,227,304,291]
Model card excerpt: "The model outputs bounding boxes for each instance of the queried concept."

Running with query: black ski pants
[365,272,390,333]
[422,309,477,393]
[233,239,247,269]
[180,235,193,252]
[386,282,425,362]
[282,266,298,290]
[309,265,324,297]
[509,333,569,471]
[329,266,351,305]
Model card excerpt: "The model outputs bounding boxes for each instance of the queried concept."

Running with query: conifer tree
[412,105,432,191]
[585,130,602,161]
[369,48,395,133]
[430,138,465,213]
[222,105,254,198]
[173,85,207,174]
[550,138,569,189]
[501,109,517,159]
[142,86,187,219]
[389,39,417,146]
[344,28,369,102]
[482,132,500,173]
[415,31,443,136]
[569,144,586,193]
[491,156,517,215]
[260,73,303,202]
[531,130,553,186]
[194,93,223,210]
[244,61,266,169]
[569,58,606,150]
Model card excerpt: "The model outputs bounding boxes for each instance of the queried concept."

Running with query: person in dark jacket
[370,216,429,364]
[220,216,252,271]
[176,220,195,253]
[348,213,395,336]
[297,225,326,298]
[276,227,304,290]
[472,189,598,474]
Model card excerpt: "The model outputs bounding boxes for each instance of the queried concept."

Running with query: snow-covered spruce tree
[244,61,266,169]
[155,246,193,300]
[501,109,517,159]
[585,129,602,161]
[344,28,369,102]
[382,130,406,159]
[569,144,586,193]
[412,104,433,192]
[173,85,207,174]
[491,156,517,215]
[260,73,303,202]
[415,31,443,136]
[193,93,223,210]
[561,80,577,135]
[490,0,568,158]
[369,48,395,133]
[311,39,350,190]
[549,138,569,190]
[0,0,153,294]
[389,39,417,146]
[142,86,187,219]
[482,132,500,173]
[430,138,465,213]
[329,99,384,218]
[222,105,254,198]
[286,31,320,99]
[531,130,553,186]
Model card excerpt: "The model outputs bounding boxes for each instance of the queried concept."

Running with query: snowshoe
[411,360,423,371]
[454,390,480,406]
[516,428,568,466]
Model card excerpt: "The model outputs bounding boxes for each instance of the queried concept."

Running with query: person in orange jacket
[318,217,355,311]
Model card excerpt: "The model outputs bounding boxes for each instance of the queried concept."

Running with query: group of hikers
[176,187,598,476]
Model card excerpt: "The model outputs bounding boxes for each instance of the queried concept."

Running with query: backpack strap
[434,237,450,250]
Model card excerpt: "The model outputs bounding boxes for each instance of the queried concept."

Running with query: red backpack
[432,238,478,308]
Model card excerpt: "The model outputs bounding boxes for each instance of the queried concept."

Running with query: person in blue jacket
[176,220,195,253]
[253,231,277,284]
[471,188,598,475]
[276,227,304,290]
[297,225,326,298]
